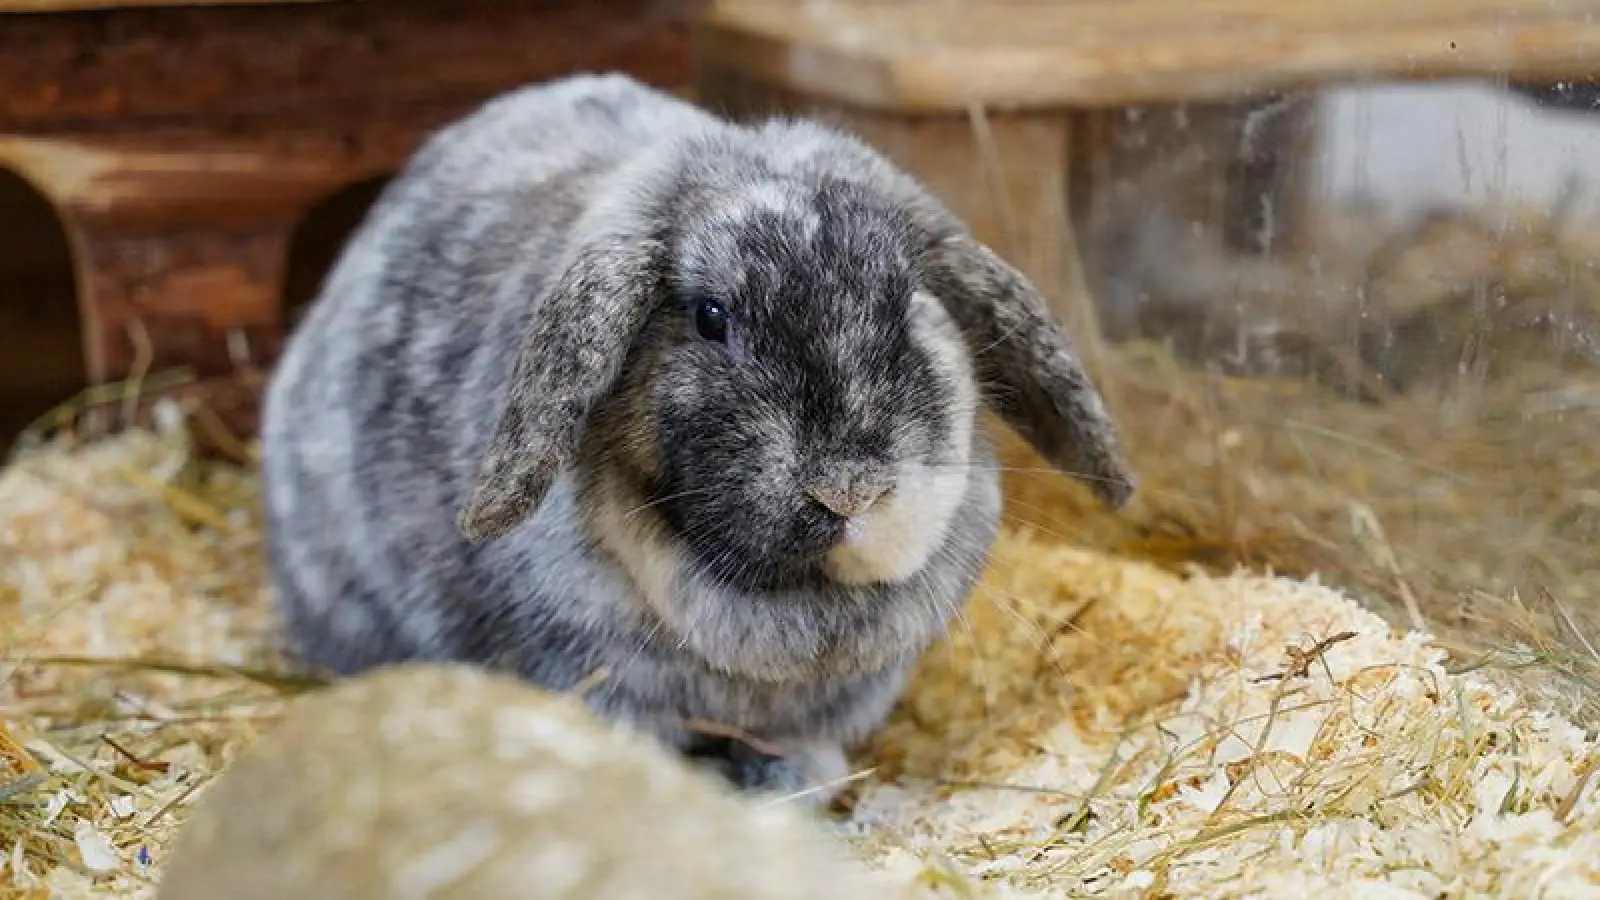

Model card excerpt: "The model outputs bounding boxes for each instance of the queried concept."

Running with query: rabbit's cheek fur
[822,290,980,585]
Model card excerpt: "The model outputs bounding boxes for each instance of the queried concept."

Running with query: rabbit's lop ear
[926,235,1137,508]
[458,231,662,543]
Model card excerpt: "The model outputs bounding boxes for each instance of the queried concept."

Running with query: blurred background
[3,0,1600,708]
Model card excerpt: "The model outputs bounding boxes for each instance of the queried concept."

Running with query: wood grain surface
[699,0,1600,110]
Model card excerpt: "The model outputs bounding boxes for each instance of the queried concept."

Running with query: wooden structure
[0,0,693,437]
[8,0,1600,445]
[694,0,1600,346]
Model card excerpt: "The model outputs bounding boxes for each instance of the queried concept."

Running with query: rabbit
[260,73,1136,804]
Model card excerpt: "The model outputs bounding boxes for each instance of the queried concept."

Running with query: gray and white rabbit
[260,74,1135,803]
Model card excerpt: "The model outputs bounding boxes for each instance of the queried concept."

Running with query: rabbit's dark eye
[694,298,730,344]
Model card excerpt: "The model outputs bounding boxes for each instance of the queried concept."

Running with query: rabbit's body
[263,75,1134,799]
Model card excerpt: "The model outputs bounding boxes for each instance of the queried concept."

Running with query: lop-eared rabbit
[262,74,1135,802]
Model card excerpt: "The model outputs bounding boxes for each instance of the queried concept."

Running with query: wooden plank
[0,132,378,380]
[0,0,342,12]
[700,0,1600,110]
[0,0,692,129]
[0,132,396,226]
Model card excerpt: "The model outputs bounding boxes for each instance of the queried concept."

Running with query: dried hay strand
[0,375,1596,897]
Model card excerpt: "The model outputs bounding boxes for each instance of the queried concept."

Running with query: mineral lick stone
[157,663,892,900]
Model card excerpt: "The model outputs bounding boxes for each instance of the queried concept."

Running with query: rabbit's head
[458,120,1135,595]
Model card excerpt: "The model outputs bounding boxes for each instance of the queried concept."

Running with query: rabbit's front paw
[688,736,849,806]
[728,739,849,805]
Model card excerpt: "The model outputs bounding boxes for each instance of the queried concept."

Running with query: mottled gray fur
[261,74,1135,802]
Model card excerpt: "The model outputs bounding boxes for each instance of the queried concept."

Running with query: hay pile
[0,421,289,899]
[852,533,1600,897]
[1,393,1597,897]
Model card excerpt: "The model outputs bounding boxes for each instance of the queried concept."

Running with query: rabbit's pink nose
[806,473,893,519]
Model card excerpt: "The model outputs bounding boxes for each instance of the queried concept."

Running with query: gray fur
[261,74,1135,804]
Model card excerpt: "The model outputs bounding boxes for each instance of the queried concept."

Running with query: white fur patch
[678,180,819,297]
[823,464,970,586]
[731,179,821,241]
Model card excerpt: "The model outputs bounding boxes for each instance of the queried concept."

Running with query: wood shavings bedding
[852,530,1600,898]
[0,425,1595,898]
[0,425,284,900]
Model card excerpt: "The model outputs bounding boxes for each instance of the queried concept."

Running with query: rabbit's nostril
[805,474,893,520]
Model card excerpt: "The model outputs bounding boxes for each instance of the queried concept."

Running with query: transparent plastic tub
[1059,77,1600,681]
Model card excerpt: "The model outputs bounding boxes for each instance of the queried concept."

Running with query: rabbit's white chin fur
[823,465,971,585]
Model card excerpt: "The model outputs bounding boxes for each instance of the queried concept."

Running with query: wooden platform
[0,0,693,438]
[695,0,1600,341]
